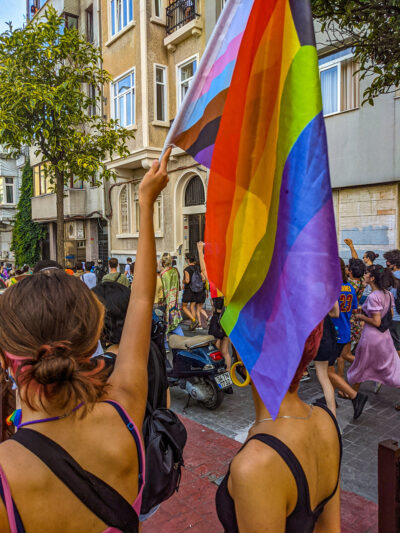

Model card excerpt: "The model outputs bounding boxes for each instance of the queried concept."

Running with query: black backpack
[140,338,187,515]
[189,268,204,293]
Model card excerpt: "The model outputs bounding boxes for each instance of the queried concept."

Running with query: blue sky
[0,0,26,32]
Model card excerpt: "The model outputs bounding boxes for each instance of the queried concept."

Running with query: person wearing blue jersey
[327,259,368,419]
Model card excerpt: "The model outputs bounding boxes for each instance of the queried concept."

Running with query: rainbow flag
[165,0,341,417]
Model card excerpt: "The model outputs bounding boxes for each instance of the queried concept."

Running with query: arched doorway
[184,176,205,256]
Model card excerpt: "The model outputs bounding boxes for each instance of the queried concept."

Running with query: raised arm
[344,239,359,260]
[107,148,171,424]
[197,241,208,279]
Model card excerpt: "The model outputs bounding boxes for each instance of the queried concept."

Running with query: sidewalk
[143,416,378,533]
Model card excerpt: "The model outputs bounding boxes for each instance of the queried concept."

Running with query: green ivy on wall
[11,161,46,267]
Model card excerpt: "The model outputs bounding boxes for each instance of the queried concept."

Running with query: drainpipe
[140,0,149,148]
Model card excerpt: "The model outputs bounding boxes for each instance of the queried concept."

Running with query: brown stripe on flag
[174,88,229,150]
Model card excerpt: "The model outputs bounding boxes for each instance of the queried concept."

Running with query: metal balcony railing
[166,0,200,35]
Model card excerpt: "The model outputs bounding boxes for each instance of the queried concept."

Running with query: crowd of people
[311,239,400,418]
[0,149,398,532]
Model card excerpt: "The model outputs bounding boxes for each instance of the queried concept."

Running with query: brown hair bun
[0,270,107,414]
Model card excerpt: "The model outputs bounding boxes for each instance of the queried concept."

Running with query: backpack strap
[11,429,139,533]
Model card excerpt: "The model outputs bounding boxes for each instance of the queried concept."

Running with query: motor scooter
[167,333,233,410]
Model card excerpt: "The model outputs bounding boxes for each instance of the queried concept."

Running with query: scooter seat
[169,334,215,350]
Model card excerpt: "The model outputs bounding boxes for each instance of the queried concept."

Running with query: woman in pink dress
[348,265,400,388]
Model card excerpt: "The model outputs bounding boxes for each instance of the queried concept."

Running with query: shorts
[182,289,206,304]
[328,343,346,367]
[390,321,400,350]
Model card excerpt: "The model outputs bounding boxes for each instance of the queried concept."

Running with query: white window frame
[0,177,15,205]
[110,0,134,37]
[176,54,199,110]
[319,50,354,117]
[153,0,162,19]
[111,67,136,128]
[153,64,168,125]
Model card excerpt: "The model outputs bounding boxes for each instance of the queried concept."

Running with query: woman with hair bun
[216,324,342,532]
[348,264,400,389]
[0,148,171,533]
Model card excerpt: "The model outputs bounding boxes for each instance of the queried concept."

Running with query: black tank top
[215,404,342,533]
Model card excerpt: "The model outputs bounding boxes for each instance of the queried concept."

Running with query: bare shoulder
[230,438,294,487]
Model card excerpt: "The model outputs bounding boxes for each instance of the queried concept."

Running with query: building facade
[28,0,109,266]
[101,0,227,270]
[0,148,24,263]
[316,30,400,262]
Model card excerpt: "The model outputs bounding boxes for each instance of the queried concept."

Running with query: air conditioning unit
[65,221,85,241]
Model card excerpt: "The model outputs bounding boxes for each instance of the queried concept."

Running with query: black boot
[352,393,368,419]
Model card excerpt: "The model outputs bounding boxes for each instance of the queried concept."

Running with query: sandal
[395,403,400,411]
[338,391,351,400]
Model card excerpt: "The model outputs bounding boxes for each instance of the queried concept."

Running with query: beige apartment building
[28,0,109,265]
[101,0,227,269]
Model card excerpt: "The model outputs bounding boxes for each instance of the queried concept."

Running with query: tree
[11,161,46,267]
[0,7,133,264]
[311,0,400,104]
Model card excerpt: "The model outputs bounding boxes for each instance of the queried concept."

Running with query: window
[185,175,204,206]
[119,185,131,234]
[33,164,52,196]
[64,13,79,30]
[112,70,135,127]
[177,57,197,108]
[0,178,15,204]
[86,5,94,42]
[88,84,97,117]
[134,185,162,233]
[155,65,167,122]
[111,0,134,36]
[154,0,162,18]
[319,48,360,116]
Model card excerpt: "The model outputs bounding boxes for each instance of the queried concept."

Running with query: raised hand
[139,147,171,207]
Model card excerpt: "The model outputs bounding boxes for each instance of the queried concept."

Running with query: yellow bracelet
[230,361,251,387]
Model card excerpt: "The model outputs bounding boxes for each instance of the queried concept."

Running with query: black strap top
[215,404,342,533]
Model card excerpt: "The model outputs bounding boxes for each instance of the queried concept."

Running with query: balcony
[166,0,200,35]
[31,188,86,222]
[164,0,202,51]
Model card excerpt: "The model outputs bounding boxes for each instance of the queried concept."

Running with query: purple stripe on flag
[192,144,215,168]
[250,202,340,418]
[196,32,244,100]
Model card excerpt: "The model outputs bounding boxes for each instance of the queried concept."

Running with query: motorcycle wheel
[199,378,224,410]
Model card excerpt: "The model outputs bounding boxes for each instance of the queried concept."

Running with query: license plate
[215,372,232,389]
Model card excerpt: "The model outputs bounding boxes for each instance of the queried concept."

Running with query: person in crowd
[216,323,341,533]
[384,250,400,356]
[127,262,135,285]
[344,239,379,266]
[81,261,97,290]
[196,242,232,370]
[348,265,400,394]
[337,258,366,375]
[326,259,368,418]
[181,254,201,330]
[154,270,165,309]
[344,239,379,304]
[125,257,133,278]
[6,270,18,287]
[160,253,184,335]
[74,261,85,278]
[314,302,340,417]
[94,259,108,284]
[0,147,171,533]
[102,257,130,288]
[33,259,63,274]
[182,253,208,330]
